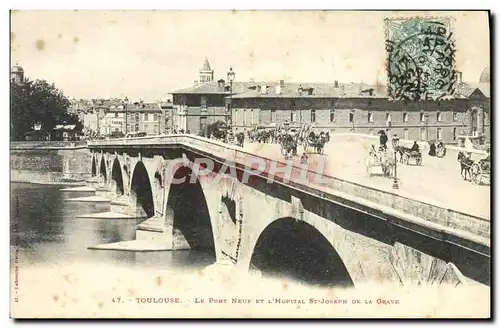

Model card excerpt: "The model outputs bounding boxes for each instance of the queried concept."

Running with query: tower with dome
[11,63,24,85]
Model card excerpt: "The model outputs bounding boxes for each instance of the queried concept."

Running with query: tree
[10,78,71,140]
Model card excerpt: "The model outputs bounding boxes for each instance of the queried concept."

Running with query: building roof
[53,124,77,131]
[171,81,259,95]
[230,82,387,99]
[11,65,24,73]
[107,102,161,112]
[201,58,212,71]
[456,82,490,98]
[172,79,490,100]
[479,65,490,84]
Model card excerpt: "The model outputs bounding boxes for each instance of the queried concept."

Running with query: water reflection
[10,182,215,269]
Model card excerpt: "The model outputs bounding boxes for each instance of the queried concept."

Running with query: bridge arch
[111,158,124,195]
[91,155,97,177]
[99,155,107,183]
[130,161,155,218]
[249,217,354,288]
[165,164,216,254]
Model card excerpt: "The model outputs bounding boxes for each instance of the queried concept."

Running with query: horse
[395,145,412,163]
[236,132,245,147]
[457,151,474,181]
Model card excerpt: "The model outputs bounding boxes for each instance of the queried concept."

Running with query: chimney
[334,80,339,88]
[217,79,225,89]
[275,84,281,95]
[261,83,267,95]
[279,80,285,88]
[456,71,463,84]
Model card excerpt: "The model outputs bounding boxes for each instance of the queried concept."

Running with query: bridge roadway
[89,134,490,254]
[242,136,490,220]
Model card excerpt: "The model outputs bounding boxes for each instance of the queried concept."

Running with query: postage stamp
[384,17,457,101]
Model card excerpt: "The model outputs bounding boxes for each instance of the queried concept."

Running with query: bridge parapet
[89,134,490,255]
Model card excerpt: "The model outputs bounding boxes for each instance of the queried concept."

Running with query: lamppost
[297,85,303,125]
[392,135,399,189]
[227,67,235,134]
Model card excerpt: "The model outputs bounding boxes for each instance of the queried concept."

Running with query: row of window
[114,112,160,121]
[273,109,459,124]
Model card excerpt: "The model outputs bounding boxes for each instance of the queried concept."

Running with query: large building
[170,60,491,143]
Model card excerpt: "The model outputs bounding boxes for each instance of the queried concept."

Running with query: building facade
[171,61,490,143]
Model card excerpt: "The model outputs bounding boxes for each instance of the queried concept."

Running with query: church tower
[11,63,24,85]
[199,57,214,84]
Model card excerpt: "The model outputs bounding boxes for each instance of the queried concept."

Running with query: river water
[10,182,216,270]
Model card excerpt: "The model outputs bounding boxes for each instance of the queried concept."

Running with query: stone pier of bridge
[62,134,490,288]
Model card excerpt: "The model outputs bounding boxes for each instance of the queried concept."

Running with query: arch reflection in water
[250,218,354,288]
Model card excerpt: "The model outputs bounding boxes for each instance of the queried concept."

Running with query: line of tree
[10,78,78,140]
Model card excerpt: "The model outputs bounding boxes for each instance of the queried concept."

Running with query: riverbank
[10,170,88,185]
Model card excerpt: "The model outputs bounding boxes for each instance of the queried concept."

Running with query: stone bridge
[85,135,490,288]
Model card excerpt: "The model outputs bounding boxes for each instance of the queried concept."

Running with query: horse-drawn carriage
[457,151,490,185]
[470,157,491,185]
[295,123,330,154]
[397,146,423,165]
[365,145,394,177]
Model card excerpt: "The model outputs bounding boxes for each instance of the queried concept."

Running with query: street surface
[241,138,490,220]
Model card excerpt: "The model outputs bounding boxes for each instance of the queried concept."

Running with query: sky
[10,10,490,101]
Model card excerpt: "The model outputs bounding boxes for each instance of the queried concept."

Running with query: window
[420,112,426,122]
[234,109,239,125]
[386,112,391,122]
[251,109,255,125]
[349,112,354,123]
[154,114,158,121]
[135,123,139,132]
[420,127,426,141]
[135,113,139,121]
[437,128,442,140]
[368,112,373,123]
[453,111,457,121]
[330,109,335,122]
[403,128,409,140]
[144,113,149,121]
[311,109,316,123]
[114,127,119,132]
[126,124,130,133]
[291,111,297,122]
[453,127,457,141]
[271,109,276,123]
[154,125,158,133]
[403,112,408,122]
[115,113,118,118]
[437,112,442,122]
